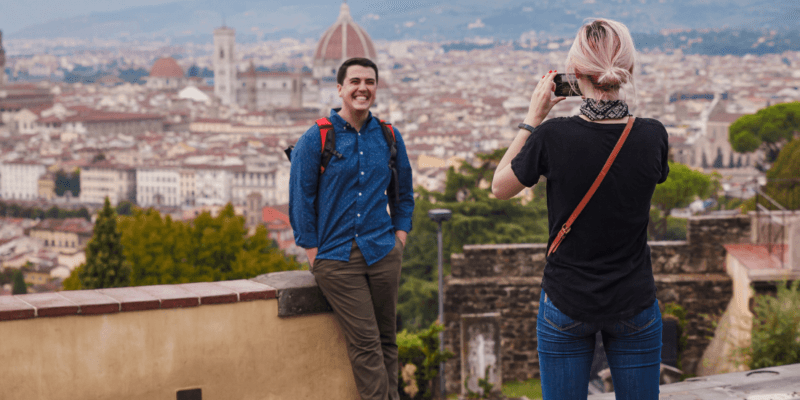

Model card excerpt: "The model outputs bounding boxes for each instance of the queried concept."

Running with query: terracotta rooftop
[149,57,184,78]
[708,111,746,123]
[723,243,788,270]
[262,205,290,228]
[32,218,93,235]
[313,2,376,62]
[65,111,163,123]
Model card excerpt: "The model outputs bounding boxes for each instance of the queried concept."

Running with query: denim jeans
[537,290,662,400]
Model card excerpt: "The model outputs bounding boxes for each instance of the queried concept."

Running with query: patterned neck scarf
[580,99,630,121]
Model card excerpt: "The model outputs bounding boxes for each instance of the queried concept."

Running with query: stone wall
[443,215,750,392]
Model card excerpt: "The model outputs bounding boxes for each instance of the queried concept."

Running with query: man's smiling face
[338,65,377,115]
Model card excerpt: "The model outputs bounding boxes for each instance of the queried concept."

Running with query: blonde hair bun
[566,19,636,100]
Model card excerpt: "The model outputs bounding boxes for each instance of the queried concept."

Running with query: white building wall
[136,168,181,207]
[80,167,136,206]
[0,163,46,200]
[231,169,278,206]
[274,165,290,205]
[194,169,232,206]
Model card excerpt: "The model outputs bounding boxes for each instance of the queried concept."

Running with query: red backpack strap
[379,119,400,216]
[380,119,396,141]
[315,117,337,174]
[315,117,333,153]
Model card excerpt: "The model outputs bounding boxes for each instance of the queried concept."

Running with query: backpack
[285,117,401,216]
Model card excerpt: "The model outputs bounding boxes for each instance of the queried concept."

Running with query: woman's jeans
[537,290,662,400]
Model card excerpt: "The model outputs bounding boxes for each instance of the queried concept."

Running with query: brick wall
[443,215,750,392]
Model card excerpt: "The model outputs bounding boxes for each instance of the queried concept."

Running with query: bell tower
[213,26,236,105]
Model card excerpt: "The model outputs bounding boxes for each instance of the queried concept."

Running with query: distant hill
[4,0,800,56]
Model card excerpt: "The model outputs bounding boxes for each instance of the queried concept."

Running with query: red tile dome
[150,57,184,78]
[314,2,377,62]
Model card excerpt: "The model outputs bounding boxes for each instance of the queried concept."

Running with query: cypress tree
[78,197,130,289]
[12,269,27,295]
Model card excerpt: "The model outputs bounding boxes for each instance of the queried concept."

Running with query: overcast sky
[2,0,796,42]
[1,0,186,34]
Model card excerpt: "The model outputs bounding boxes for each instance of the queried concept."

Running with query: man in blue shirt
[289,57,414,400]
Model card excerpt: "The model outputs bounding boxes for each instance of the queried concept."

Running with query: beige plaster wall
[698,254,753,376]
[1,300,358,400]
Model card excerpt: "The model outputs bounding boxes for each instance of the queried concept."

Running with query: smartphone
[554,73,581,97]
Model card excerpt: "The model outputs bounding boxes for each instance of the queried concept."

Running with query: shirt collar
[330,108,374,131]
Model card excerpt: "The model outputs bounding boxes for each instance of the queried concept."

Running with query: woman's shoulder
[536,116,576,133]
[634,117,667,131]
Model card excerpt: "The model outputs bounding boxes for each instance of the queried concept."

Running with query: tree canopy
[118,204,299,285]
[12,269,27,295]
[762,139,800,209]
[399,150,548,330]
[64,198,129,290]
[65,203,300,289]
[55,168,80,198]
[729,102,800,162]
[650,161,715,239]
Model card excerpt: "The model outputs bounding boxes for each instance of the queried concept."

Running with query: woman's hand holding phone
[525,71,567,127]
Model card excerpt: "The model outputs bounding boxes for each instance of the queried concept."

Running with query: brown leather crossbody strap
[547,116,637,257]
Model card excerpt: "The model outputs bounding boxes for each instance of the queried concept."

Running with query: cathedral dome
[313,2,377,63]
[150,57,185,78]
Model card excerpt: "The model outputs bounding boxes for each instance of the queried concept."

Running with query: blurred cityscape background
[1,1,799,399]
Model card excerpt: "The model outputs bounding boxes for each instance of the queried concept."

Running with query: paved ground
[589,363,800,399]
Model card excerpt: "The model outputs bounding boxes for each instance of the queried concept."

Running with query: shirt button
[355,234,359,237]
[357,213,361,217]
[360,151,363,155]
[361,172,364,175]
[359,192,362,196]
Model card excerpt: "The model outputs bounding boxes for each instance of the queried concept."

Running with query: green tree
[62,266,83,290]
[762,139,800,210]
[399,150,548,330]
[54,168,80,197]
[45,206,59,219]
[729,102,800,163]
[116,200,135,216]
[71,197,130,289]
[650,161,714,239]
[12,269,27,295]
[119,203,299,285]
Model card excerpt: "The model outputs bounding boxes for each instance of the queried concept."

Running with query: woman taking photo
[492,19,670,400]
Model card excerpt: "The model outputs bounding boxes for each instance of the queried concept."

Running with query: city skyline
[2,0,799,42]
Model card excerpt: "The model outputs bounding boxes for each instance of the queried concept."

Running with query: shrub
[397,322,455,400]
[747,281,800,370]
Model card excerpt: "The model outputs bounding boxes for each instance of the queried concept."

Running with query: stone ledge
[447,276,543,286]
[462,243,548,251]
[252,270,333,318]
[653,273,732,283]
[649,240,689,247]
[0,279,277,322]
[589,363,800,399]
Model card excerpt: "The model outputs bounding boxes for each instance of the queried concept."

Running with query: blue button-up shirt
[289,109,414,266]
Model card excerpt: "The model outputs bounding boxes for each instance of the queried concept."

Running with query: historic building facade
[211,1,378,110]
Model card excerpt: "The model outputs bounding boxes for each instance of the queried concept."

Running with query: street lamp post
[428,208,452,399]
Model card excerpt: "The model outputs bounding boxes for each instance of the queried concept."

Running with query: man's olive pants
[312,238,403,400]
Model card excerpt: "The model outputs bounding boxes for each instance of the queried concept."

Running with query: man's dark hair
[336,58,379,85]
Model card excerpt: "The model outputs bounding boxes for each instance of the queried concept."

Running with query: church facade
[212,1,378,111]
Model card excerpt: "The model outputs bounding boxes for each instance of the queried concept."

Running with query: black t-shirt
[511,116,669,323]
